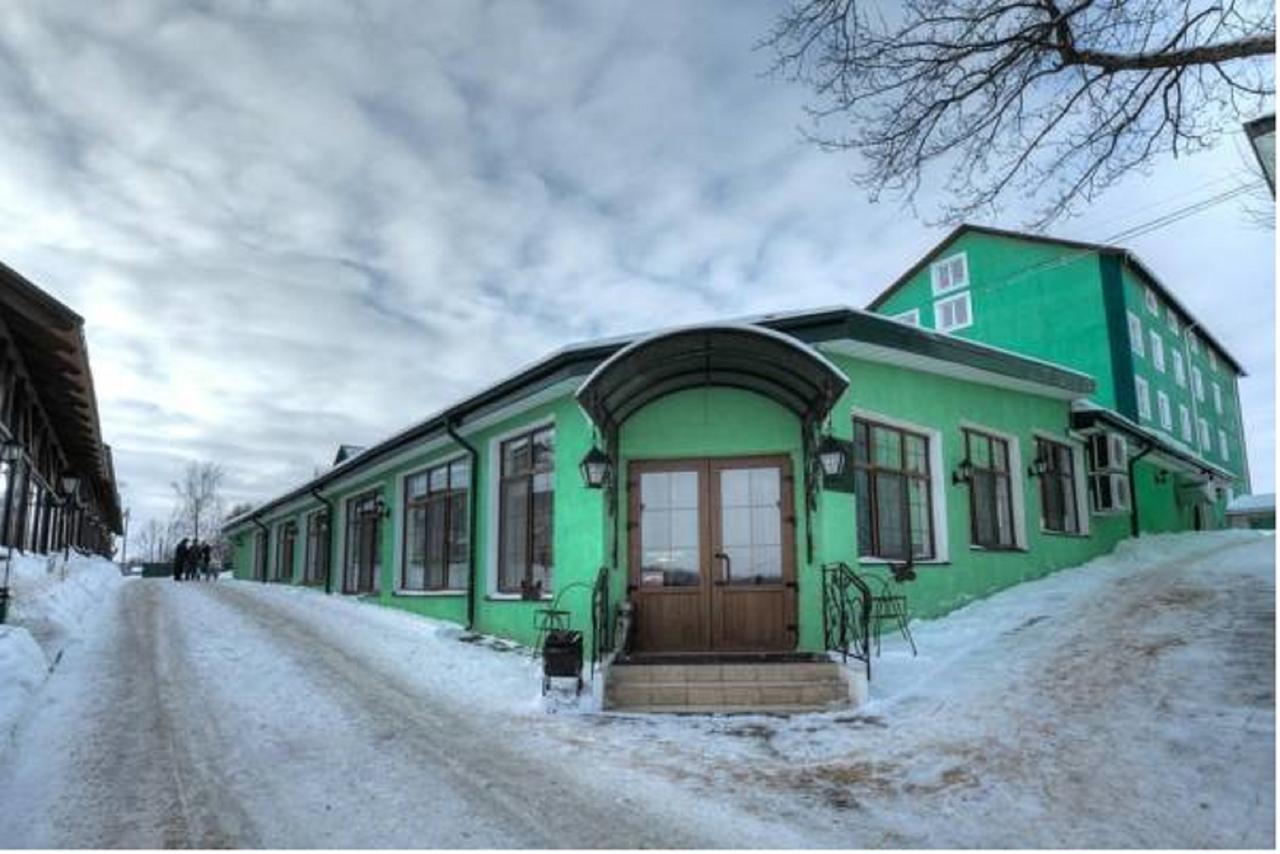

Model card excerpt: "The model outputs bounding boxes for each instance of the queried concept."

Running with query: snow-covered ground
[0,551,124,738]
[0,531,1271,847]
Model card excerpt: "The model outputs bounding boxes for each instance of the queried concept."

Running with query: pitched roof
[866,224,1246,375]
[224,306,1094,530]
[0,262,123,532]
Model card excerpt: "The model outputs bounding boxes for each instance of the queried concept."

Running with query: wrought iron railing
[821,561,873,681]
[591,565,610,667]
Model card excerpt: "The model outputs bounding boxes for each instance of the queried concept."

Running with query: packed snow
[0,551,124,737]
[0,530,1271,847]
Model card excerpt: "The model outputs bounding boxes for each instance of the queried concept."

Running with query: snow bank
[218,581,559,715]
[0,552,125,737]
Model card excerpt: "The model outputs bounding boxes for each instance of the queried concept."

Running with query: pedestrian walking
[184,540,200,581]
[200,541,213,581]
[172,538,189,582]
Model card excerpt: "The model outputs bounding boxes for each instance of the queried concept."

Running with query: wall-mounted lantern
[371,496,391,519]
[1026,455,1050,478]
[579,444,612,490]
[952,458,975,485]
[816,434,848,478]
[60,474,80,498]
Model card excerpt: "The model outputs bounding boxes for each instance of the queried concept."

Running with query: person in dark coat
[199,541,213,581]
[184,539,201,580]
[173,538,190,582]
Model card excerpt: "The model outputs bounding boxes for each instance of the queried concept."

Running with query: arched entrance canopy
[575,324,850,436]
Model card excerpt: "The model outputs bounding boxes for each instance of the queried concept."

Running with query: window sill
[858,557,950,566]
[486,593,554,602]
[1040,529,1090,539]
[969,545,1027,553]
[393,589,467,598]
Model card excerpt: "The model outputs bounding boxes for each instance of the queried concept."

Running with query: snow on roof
[1227,493,1275,514]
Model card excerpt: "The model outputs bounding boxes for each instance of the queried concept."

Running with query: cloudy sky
[0,1,1273,535]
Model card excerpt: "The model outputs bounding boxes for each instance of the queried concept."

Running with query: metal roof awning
[575,324,850,435]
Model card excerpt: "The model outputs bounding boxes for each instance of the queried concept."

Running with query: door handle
[714,552,731,586]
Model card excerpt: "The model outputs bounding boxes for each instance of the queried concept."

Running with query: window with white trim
[963,428,1017,549]
[1212,382,1222,414]
[1149,331,1165,372]
[1157,390,1172,431]
[403,457,470,591]
[1179,404,1192,442]
[1218,428,1230,461]
[1172,350,1186,386]
[498,425,555,595]
[1198,417,1211,451]
[1208,349,1218,371]
[930,252,969,295]
[892,308,922,327]
[1127,312,1144,356]
[934,291,972,333]
[852,417,935,560]
[1144,286,1158,314]
[1166,307,1179,334]
[1191,366,1204,401]
[1034,438,1081,535]
[1189,333,1200,354]
[1134,375,1151,420]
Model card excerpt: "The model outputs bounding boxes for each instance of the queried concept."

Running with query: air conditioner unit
[1089,472,1131,514]
[1088,431,1129,473]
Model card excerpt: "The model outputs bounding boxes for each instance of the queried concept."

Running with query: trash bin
[542,629,584,695]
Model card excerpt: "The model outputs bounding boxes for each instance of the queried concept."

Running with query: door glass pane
[639,471,700,588]
[720,467,782,584]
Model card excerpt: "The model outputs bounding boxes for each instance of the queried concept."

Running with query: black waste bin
[542,629,584,695]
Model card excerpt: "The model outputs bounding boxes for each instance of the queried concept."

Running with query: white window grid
[1149,331,1165,372]
[1157,391,1172,431]
[930,253,969,296]
[934,291,972,333]
[1128,312,1144,357]
[1134,375,1151,420]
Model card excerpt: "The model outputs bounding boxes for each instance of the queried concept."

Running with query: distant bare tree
[765,0,1275,226]
[171,462,226,543]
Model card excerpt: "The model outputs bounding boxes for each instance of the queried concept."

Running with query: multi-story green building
[222,227,1251,711]
[870,225,1247,532]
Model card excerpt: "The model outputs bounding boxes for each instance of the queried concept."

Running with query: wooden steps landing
[604,659,852,714]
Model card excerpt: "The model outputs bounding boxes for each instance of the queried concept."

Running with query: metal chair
[870,566,917,657]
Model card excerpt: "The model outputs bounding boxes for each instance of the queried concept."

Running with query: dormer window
[930,252,969,295]
[1144,286,1158,315]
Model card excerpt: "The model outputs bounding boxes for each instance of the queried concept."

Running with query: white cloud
[0,1,1270,534]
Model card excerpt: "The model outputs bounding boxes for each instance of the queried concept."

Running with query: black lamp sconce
[952,458,974,485]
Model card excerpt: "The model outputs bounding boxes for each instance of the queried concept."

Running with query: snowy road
[0,579,803,848]
[0,531,1273,848]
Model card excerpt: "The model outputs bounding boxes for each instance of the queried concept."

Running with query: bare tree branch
[763,0,1275,226]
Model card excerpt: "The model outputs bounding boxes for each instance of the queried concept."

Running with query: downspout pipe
[445,418,480,632]
[249,515,269,582]
[310,486,337,595]
[1127,440,1156,537]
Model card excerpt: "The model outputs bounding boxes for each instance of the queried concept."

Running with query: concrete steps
[604,659,853,714]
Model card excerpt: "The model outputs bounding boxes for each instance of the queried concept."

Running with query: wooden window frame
[275,521,297,582]
[344,489,382,594]
[963,428,1018,550]
[497,426,555,595]
[852,416,935,561]
[402,456,470,592]
[303,509,329,585]
[1035,438,1081,534]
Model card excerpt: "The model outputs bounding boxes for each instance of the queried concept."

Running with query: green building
[223,228,1250,711]
[870,225,1246,532]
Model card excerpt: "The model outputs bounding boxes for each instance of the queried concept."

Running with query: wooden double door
[628,455,797,653]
